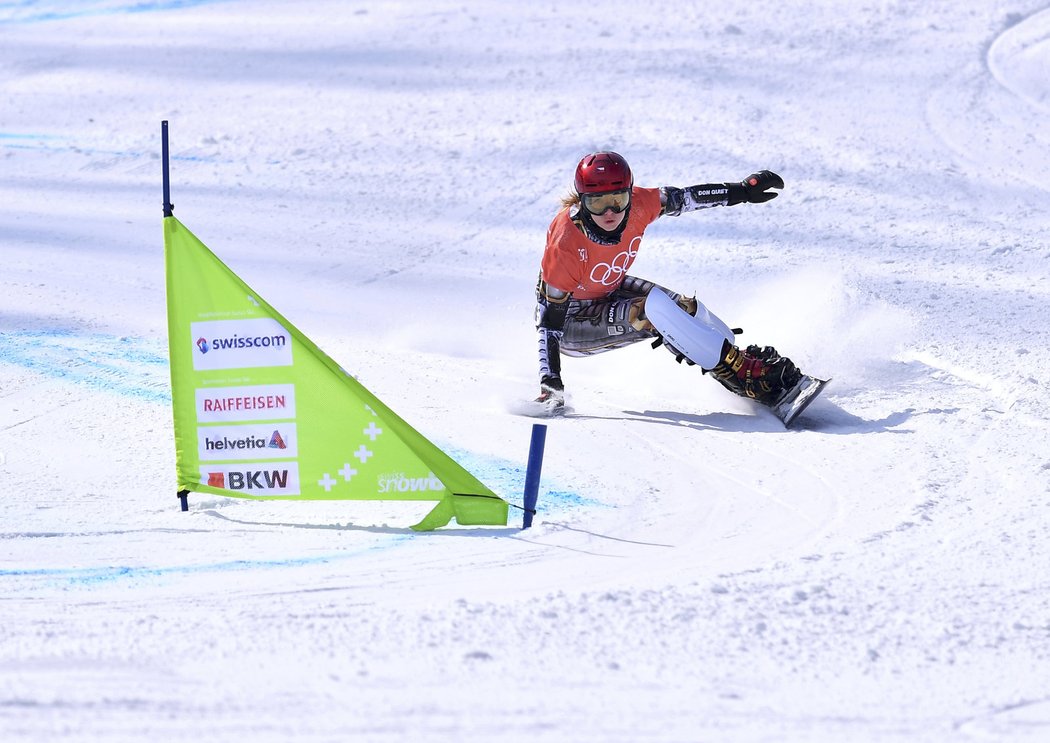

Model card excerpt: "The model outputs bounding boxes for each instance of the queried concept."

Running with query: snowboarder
[535,151,809,417]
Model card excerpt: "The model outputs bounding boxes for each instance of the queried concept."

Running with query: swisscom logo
[197,422,298,461]
[190,318,293,371]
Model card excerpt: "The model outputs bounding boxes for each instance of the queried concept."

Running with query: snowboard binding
[707,342,802,406]
[534,376,566,415]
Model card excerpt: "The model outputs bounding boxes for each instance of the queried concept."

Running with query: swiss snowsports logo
[377,471,445,494]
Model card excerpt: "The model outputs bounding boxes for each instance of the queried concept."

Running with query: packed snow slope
[2,1,1050,741]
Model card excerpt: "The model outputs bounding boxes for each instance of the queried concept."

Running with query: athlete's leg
[558,276,693,356]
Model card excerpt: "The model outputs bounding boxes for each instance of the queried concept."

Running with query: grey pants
[557,276,684,357]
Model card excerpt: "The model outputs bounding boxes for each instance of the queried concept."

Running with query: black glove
[727,170,784,205]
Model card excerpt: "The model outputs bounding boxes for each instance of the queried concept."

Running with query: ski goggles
[581,189,631,215]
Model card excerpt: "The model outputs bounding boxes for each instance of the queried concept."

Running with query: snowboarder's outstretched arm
[661,170,784,216]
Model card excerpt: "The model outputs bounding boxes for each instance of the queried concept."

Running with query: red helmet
[574,151,633,195]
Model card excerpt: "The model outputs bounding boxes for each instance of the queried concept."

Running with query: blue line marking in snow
[0,330,171,403]
[0,0,234,24]
[0,131,229,163]
[0,540,412,588]
[0,132,61,140]
[1,557,328,580]
[444,445,602,514]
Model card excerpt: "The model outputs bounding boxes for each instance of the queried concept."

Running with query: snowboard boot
[707,342,802,406]
[535,375,566,412]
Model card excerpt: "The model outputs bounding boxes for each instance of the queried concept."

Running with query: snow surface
[2,1,1050,740]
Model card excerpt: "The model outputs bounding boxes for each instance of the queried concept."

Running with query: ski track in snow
[2,1,1050,741]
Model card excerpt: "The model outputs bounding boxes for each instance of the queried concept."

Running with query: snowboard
[771,375,830,427]
[512,378,828,424]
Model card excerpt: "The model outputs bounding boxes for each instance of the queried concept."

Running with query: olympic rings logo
[589,237,641,286]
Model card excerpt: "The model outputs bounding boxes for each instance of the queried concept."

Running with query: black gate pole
[163,122,184,511]
[161,120,173,217]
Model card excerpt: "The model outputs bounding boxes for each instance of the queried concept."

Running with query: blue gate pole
[522,423,547,529]
[161,120,173,217]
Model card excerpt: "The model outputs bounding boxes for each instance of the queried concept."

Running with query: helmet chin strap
[577,204,631,246]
